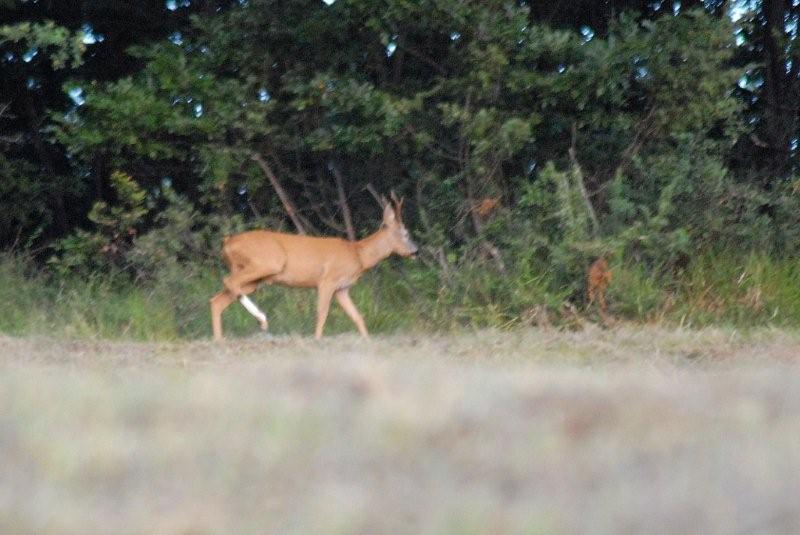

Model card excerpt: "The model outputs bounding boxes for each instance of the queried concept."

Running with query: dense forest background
[2,0,800,338]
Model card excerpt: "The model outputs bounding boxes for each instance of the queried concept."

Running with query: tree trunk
[760,0,795,180]
[24,92,68,235]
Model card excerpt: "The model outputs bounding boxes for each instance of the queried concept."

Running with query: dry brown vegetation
[2,326,800,533]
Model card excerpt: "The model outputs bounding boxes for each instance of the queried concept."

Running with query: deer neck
[355,228,394,271]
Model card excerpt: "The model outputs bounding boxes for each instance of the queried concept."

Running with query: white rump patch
[239,295,267,324]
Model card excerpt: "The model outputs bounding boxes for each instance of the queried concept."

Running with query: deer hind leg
[335,288,368,338]
[236,282,268,330]
[222,242,286,298]
[216,241,286,339]
[223,268,262,296]
[223,261,276,302]
[210,290,236,341]
[216,258,274,340]
[210,282,263,341]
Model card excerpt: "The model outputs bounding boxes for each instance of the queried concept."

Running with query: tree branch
[365,182,385,207]
[329,160,356,241]
[614,105,658,175]
[569,123,601,238]
[250,152,315,235]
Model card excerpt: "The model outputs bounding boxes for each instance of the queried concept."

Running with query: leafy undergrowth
[2,251,800,342]
[1,327,800,533]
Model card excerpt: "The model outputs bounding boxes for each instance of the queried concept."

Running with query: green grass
[671,252,800,326]
[2,250,799,341]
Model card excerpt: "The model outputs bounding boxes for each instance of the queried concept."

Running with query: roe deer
[210,194,417,340]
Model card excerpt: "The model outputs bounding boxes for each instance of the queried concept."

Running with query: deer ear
[382,202,396,225]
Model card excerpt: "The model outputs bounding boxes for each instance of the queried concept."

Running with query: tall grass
[669,253,800,327]
[0,255,51,336]
[1,251,798,341]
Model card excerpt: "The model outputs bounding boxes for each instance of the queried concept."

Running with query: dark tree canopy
[2,0,800,278]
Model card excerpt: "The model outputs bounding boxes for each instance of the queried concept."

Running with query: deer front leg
[335,288,368,338]
[314,284,336,340]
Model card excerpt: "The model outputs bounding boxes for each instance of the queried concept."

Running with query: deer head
[381,191,418,258]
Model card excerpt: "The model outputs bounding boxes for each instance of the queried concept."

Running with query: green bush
[21,156,800,340]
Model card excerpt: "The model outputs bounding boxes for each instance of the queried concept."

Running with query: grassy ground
[4,251,800,341]
[2,326,800,533]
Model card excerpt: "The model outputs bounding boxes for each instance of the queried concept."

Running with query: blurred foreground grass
[2,326,800,533]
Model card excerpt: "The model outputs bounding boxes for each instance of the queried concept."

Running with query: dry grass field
[2,326,800,534]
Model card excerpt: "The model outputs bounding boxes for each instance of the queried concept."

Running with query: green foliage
[515,161,604,297]
[0,20,87,246]
[89,171,147,231]
[5,2,800,339]
[49,171,148,276]
[0,155,53,246]
[0,21,83,70]
[126,187,250,280]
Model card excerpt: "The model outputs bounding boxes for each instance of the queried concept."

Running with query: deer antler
[390,190,404,219]
[365,184,403,219]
